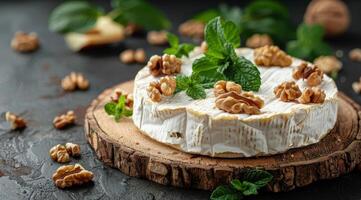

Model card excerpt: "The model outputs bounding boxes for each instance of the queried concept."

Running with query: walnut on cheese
[5,112,26,130]
[304,0,350,36]
[147,76,176,102]
[292,62,324,86]
[65,16,125,51]
[214,80,242,97]
[274,81,302,102]
[147,54,182,76]
[314,56,342,74]
[254,45,292,67]
[215,91,264,115]
[299,87,326,104]
[11,32,39,53]
[246,34,273,49]
[52,164,93,189]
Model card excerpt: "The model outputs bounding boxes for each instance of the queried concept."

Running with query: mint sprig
[286,23,332,61]
[210,169,273,200]
[191,17,261,93]
[176,75,206,100]
[104,95,132,121]
[163,33,195,58]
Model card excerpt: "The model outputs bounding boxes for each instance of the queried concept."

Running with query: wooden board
[84,81,361,192]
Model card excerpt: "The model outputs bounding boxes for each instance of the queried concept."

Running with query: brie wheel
[132,48,338,158]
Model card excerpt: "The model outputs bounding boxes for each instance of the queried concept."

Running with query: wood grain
[84,81,361,192]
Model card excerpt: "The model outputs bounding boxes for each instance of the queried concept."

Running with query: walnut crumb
[5,112,26,130]
[52,164,93,189]
[246,34,273,49]
[49,144,70,163]
[65,143,81,157]
[147,76,176,102]
[254,45,292,67]
[215,91,264,115]
[119,49,146,64]
[349,48,361,62]
[178,20,205,39]
[110,89,133,108]
[147,31,168,45]
[274,81,302,102]
[61,72,90,91]
[299,87,326,104]
[214,80,242,97]
[292,62,324,86]
[313,56,342,74]
[147,54,182,76]
[11,31,39,53]
[53,110,76,129]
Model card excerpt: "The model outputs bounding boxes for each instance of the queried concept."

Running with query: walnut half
[11,32,39,53]
[299,87,326,104]
[215,91,264,115]
[50,144,70,163]
[5,112,26,130]
[52,164,94,189]
[147,76,176,102]
[254,45,292,67]
[53,110,76,129]
[147,54,182,76]
[274,81,302,102]
[292,62,324,86]
[214,80,242,97]
[61,72,90,91]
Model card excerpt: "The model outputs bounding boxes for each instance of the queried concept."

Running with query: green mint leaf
[114,110,122,121]
[243,0,289,21]
[166,32,179,47]
[122,108,133,117]
[221,21,241,48]
[210,185,242,200]
[104,102,117,115]
[231,180,258,196]
[111,0,170,30]
[231,56,261,91]
[49,1,103,34]
[176,75,191,90]
[176,75,206,100]
[164,33,195,58]
[117,95,126,108]
[193,9,220,24]
[186,85,206,100]
[243,169,273,189]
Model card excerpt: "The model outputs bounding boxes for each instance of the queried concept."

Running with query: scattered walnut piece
[299,87,326,104]
[61,72,90,91]
[349,48,361,62]
[11,32,39,53]
[215,91,264,115]
[147,76,176,102]
[134,49,146,63]
[53,110,76,129]
[119,49,134,64]
[274,81,302,102]
[178,20,205,39]
[5,112,26,130]
[292,62,324,86]
[246,34,273,49]
[214,80,242,97]
[65,143,81,157]
[352,78,361,93]
[254,45,292,67]
[49,144,70,163]
[110,89,133,108]
[147,54,182,76]
[313,56,342,74]
[147,31,168,45]
[304,0,350,36]
[52,164,94,189]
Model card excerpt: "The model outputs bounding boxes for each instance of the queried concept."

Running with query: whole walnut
[304,0,350,36]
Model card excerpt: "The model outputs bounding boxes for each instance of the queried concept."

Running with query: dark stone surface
[0,0,361,199]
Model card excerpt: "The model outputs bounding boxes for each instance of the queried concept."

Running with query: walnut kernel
[274,81,302,102]
[5,112,26,130]
[178,20,205,39]
[134,49,146,63]
[159,76,176,96]
[147,31,168,45]
[52,164,94,189]
[50,144,70,163]
[147,81,162,102]
[349,48,361,62]
[147,54,182,76]
[313,56,342,74]
[299,87,326,104]
[11,32,39,52]
[110,89,133,108]
[215,91,264,115]
[352,78,361,93]
[254,45,292,67]
[53,110,76,129]
[65,143,81,157]
[292,62,324,86]
[61,72,90,91]
[214,80,242,97]
[246,34,273,49]
[119,49,134,64]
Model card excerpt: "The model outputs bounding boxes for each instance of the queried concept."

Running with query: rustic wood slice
[84,81,361,192]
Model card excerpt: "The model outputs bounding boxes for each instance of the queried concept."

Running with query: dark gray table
[1,0,361,199]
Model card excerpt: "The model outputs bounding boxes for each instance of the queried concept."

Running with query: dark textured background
[0,0,361,199]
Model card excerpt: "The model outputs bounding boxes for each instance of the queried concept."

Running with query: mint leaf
[166,32,179,47]
[232,57,261,91]
[122,108,133,117]
[164,33,195,58]
[243,169,273,189]
[231,180,258,196]
[49,1,103,34]
[175,75,191,90]
[175,75,207,100]
[104,102,116,115]
[111,0,170,31]
[186,85,206,100]
[210,185,242,200]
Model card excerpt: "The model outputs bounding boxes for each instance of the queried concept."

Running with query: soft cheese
[132,48,338,158]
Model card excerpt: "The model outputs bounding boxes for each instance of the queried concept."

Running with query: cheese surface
[132,48,338,158]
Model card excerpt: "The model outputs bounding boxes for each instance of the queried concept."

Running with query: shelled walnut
[52,164,94,189]
[213,80,242,97]
[5,112,26,130]
[147,54,182,76]
[110,89,134,108]
[50,144,70,163]
[178,20,205,39]
[246,34,273,49]
[292,62,324,86]
[349,48,361,62]
[274,81,302,102]
[352,78,361,93]
[254,45,292,67]
[65,143,81,157]
[11,31,39,52]
[215,91,264,115]
[53,110,76,129]
[299,87,326,104]
[147,31,168,45]
[147,76,176,102]
[61,72,90,91]
[119,49,146,64]
[313,56,342,74]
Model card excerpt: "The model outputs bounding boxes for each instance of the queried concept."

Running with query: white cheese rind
[132,48,338,158]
